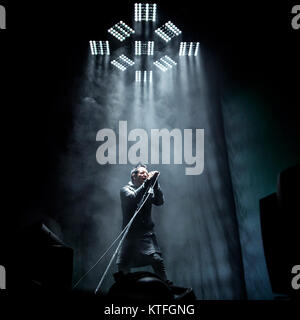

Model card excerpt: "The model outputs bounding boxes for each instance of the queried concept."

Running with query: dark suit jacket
[116,177,164,266]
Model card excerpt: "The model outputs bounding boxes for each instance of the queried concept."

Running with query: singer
[116,164,170,283]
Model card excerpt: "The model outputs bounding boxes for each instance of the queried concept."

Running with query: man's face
[133,167,149,187]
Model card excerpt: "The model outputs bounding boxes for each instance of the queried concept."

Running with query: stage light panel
[136,70,141,82]
[134,3,157,22]
[89,41,110,55]
[135,70,153,82]
[153,55,177,72]
[155,21,181,42]
[179,42,200,56]
[111,54,135,71]
[135,41,154,55]
[108,21,135,42]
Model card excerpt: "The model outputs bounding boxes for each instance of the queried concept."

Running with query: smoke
[55,43,246,299]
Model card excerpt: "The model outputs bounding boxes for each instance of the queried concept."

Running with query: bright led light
[119,54,135,66]
[135,41,154,55]
[146,3,149,21]
[179,42,200,56]
[188,44,193,56]
[111,55,135,71]
[155,21,181,42]
[111,60,126,71]
[89,41,110,55]
[164,56,176,65]
[194,42,200,56]
[108,21,135,42]
[154,61,167,72]
[154,55,177,71]
[134,3,157,22]
[160,57,173,68]
[135,70,141,82]
[136,70,152,82]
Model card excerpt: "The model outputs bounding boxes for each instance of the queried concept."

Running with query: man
[116,164,169,282]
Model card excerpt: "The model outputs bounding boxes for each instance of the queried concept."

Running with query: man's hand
[147,171,160,180]
[148,171,161,191]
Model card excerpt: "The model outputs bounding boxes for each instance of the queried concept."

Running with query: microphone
[148,172,160,197]
[148,186,154,195]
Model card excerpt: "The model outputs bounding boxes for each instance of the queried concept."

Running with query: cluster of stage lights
[89,4,200,83]
[179,42,200,56]
[134,3,157,22]
[108,21,135,42]
[135,41,154,56]
[89,41,110,55]
[111,55,135,71]
[154,55,177,72]
[135,70,153,82]
[155,21,181,42]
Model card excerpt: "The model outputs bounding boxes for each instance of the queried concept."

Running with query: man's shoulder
[120,182,135,194]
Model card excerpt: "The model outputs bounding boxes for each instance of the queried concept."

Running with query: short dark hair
[130,164,147,183]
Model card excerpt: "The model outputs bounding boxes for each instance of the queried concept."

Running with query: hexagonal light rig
[89,4,200,82]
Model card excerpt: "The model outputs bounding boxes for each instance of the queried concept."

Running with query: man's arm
[152,182,164,206]
[120,171,161,205]
[120,179,152,204]
[147,171,164,206]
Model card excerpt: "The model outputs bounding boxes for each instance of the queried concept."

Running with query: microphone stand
[94,173,160,294]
